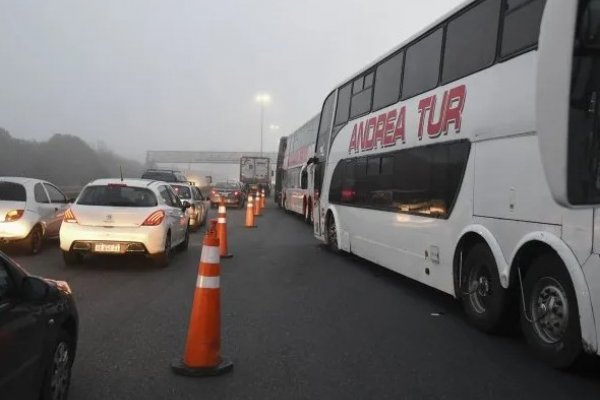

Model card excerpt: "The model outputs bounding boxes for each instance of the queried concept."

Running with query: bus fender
[509,232,597,353]
[456,224,510,288]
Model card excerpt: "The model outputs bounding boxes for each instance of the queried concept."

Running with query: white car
[170,182,209,231]
[59,179,190,267]
[0,177,70,254]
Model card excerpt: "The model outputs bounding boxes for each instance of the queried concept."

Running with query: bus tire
[461,243,509,333]
[325,214,340,253]
[520,253,582,368]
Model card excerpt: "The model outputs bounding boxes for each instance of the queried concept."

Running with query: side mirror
[68,197,76,204]
[182,201,191,211]
[21,276,50,302]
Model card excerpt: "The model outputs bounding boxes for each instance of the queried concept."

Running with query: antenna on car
[120,166,124,182]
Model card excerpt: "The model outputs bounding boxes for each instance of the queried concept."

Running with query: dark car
[0,251,78,400]
[141,169,188,183]
[209,182,246,208]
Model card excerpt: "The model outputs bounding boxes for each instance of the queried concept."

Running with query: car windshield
[171,185,191,199]
[77,185,157,207]
[0,182,26,201]
[214,182,238,190]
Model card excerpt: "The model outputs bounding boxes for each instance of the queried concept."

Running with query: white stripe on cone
[200,245,220,263]
[218,217,226,223]
[218,206,226,213]
[196,275,220,289]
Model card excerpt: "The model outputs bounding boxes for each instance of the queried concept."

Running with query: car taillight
[5,209,24,222]
[63,208,78,223]
[211,190,216,195]
[142,210,165,226]
[234,191,239,196]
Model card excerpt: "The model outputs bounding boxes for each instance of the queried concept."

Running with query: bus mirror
[536,0,581,207]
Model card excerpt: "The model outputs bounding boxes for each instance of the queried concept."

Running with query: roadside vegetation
[0,127,144,188]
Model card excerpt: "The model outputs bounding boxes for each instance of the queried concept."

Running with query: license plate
[94,243,121,253]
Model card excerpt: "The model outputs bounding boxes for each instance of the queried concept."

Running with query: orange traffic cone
[253,191,261,217]
[217,199,232,258]
[245,194,257,228]
[171,221,233,377]
[261,189,266,209]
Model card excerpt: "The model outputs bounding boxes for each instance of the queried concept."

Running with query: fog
[0,0,462,162]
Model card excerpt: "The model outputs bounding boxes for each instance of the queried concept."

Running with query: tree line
[0,127,145,188]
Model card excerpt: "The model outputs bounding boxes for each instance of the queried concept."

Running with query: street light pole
[260,103,264,156]
[255,93,271,157]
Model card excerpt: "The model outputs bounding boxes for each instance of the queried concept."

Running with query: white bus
[278,114,320,222]
[308,0,600,367]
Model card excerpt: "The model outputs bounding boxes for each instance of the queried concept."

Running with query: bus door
[307,161,323,235]
[312,91,337,238]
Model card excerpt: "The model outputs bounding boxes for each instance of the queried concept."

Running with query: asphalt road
[6,204,600,400]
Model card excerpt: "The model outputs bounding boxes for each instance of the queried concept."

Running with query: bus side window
[500,0,546,58]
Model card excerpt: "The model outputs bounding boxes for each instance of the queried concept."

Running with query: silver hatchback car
[0,177,70,254]
[170,183,209,231]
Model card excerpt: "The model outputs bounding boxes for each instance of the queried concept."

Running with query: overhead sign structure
[146,151,277,165]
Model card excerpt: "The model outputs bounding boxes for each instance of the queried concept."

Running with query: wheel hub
[50,342,70,400]
[476,276,490,297]
[468,265,492,314]
[532,280,569,344]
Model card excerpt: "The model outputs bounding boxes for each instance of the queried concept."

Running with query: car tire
[179,228,189,252]
[304,203,313,225]
[22,225,43,255]
[460,243,510,334]
[152,233,172,268]
[40,330,74,400]
[62,250,82,266]
[520,253,582,368]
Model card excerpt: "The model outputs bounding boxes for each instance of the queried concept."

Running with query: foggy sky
[0,0,462,161]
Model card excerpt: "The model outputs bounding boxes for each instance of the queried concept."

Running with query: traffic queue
[0,169,269,399]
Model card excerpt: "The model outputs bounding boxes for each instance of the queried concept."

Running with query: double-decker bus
[308,0,600,367]
[276,114,319,222]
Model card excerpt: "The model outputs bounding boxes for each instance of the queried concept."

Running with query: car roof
[86,178,164,188]
[0,176,44,185]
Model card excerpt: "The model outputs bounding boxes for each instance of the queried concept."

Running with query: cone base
[221,254,233,258]
[244,225,257,228]
[171,357,233,377]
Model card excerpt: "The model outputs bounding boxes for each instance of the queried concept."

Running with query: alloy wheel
[50,342,71,400]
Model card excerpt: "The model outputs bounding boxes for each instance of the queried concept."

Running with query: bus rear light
[142,210,165,226]
[63,208,78,223]
[5,209,24,222]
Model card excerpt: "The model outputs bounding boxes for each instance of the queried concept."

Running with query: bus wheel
[326,215,339,252]
[461,243,508,333]
[520,254,581,368]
